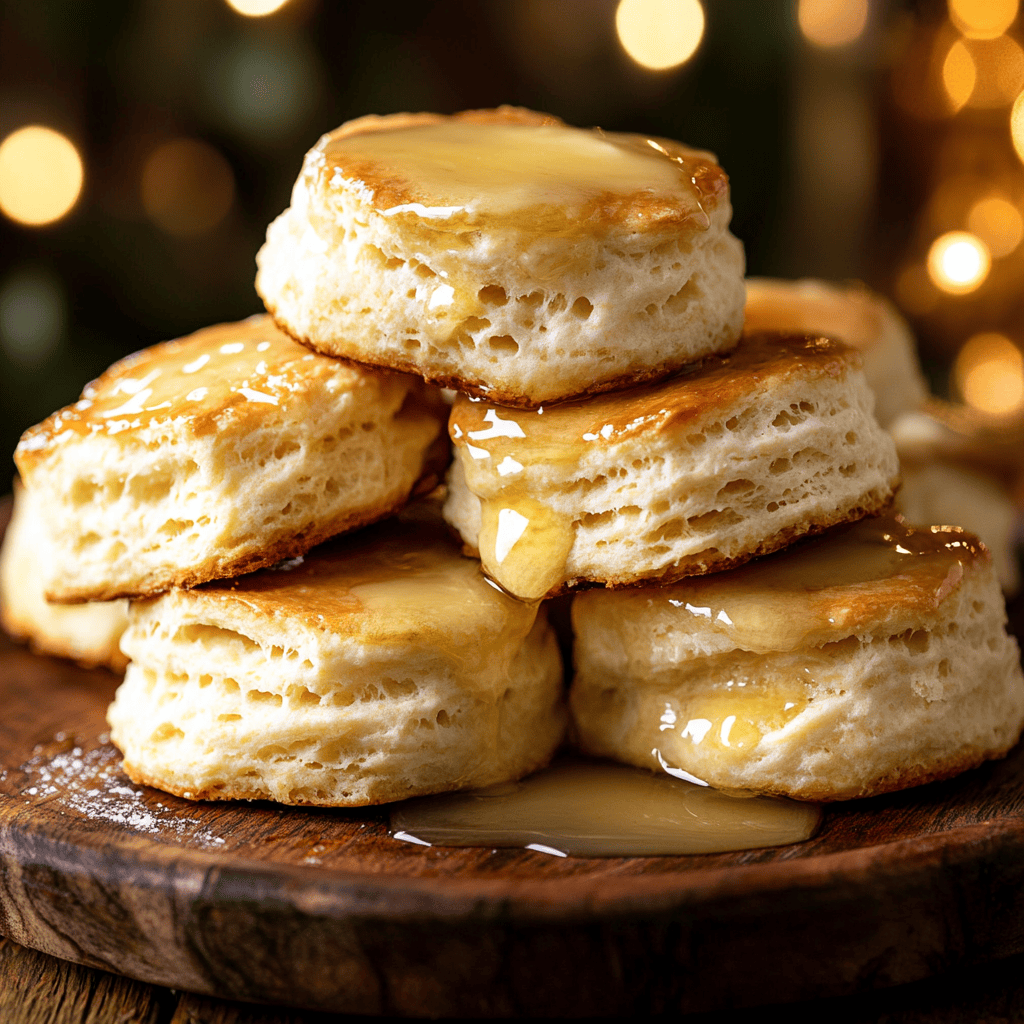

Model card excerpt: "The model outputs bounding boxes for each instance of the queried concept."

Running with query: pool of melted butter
[390,757,821,857]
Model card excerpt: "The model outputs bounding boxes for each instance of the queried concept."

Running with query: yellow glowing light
[968,195,1024,256]
[0,126,83,226]
[1013,91,1024,162]
[927,231,991,293]
[615,0,705,71]
[797,0,869,48]
[224,0,290,15]
[960,35,1024,107]
[942,39,977,110]
[141,139,235,237]
[955,332,1024,415]
[949,0,1018,40]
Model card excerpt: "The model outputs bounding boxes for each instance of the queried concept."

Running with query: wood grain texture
[2,495,1024,1017]
[0,934,171,1024]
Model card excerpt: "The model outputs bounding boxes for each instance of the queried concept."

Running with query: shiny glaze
[191,507,540,654]
[311,109,727,231]
[449,332,859,599]
[652,683,812,763]
[577,513,988,655]
[17,316,413,464]
[390,757,820,857]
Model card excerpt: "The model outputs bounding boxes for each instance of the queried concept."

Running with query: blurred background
[2,0,1023,471]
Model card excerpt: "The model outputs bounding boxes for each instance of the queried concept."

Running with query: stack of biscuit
[4,106,1023,809]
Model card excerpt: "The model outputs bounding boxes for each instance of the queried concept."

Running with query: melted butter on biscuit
[197,510,539,663]
[17,316,410,463]
[315,117,725,230]
[599,513,987,656]
[449,332,860,600]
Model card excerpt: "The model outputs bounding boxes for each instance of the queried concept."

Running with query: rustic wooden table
[3,933,1024,1023]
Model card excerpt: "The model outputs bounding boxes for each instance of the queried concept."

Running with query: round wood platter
[3,574,1024,1016]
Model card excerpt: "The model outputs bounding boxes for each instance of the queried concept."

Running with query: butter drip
[448,333,858,600]
[390,758,820,857]
[17,317,390,459]
[318,120,721,228]
[200,508,540,658]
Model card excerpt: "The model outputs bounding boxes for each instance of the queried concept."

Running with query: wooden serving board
[3,568,1024,1016]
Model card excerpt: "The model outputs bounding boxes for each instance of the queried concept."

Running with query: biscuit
[444,331,901,600]
[744,277,928,426]
[256,107,746,406]
[571,515,1024,802]
[15,316,447,603]
[891,403,1021,594]
[0,480,128,671]
[107,506,566,806]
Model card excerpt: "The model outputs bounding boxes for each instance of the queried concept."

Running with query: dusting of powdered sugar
[11,732,227,849]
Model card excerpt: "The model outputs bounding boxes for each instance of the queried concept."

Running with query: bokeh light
[797,0,869,49]
[926,231,991,293]
[1013,91,1024,162]
[224,0,290,16]
[948,0,1019,40]
[0,269,65,367]
[942,39,976,111]
[207,34,321,144]
[964,35,1024,107]
[615,0,705,71]
[955,332,1024,415]
[141,139,235,237]
[967,195,1024,257]
[0,126,83,227]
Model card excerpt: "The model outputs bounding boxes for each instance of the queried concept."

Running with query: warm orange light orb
[0,126,83,226]
[955,332,1024,415]
[615,0,705,71]
[948,0,1018,40]
[797,0,869,48]
[141,139,235,237]
[926,231,991,293]
[968,195,1024,257]
[942,39,976,110]
[1013,91,1024,163]
[224,0,290,16]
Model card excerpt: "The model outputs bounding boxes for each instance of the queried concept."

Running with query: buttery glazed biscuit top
[303,106,729,234]
[584,513,988,653]
[448,331,862,464]
[183,510,538,654]
[16,316,421,467]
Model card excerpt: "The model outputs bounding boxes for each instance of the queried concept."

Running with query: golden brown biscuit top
[744,278,891,354]
[449,331,859,467]
[16,316,414,467]
[185,508,539,652]
[581,514,988,653]
[306,107,728,231]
